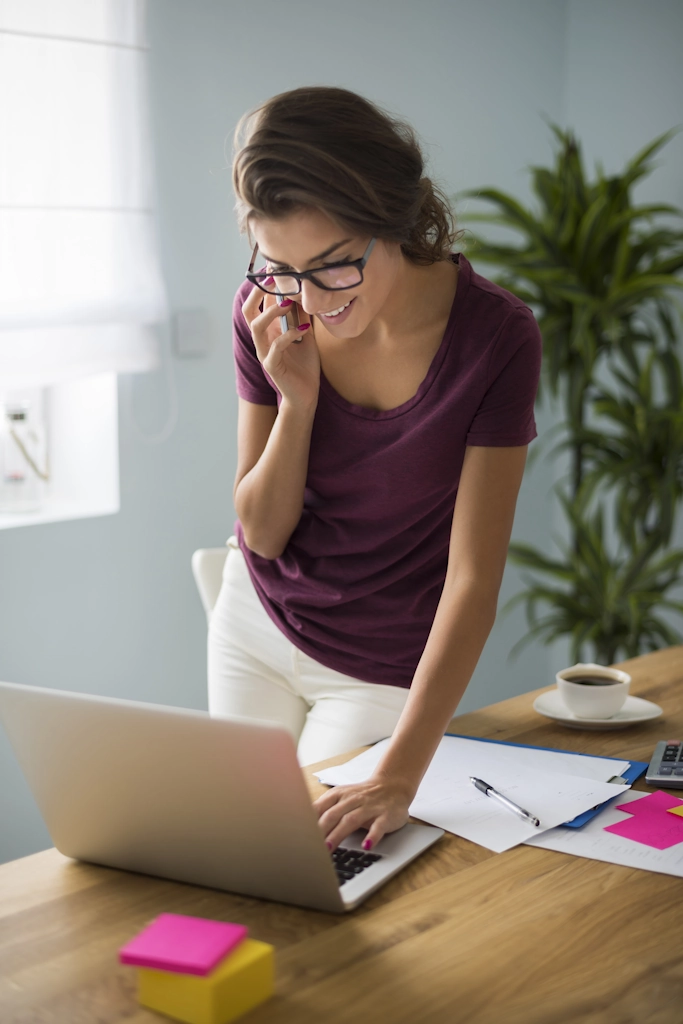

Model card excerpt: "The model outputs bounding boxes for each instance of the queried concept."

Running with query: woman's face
[249,208,402,338]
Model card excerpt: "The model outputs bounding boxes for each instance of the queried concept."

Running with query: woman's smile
[317,297,356,326]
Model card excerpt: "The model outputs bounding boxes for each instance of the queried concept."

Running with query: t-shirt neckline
[318,252,470,420]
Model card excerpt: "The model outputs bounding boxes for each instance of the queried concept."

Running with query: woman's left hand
[313,774,416,852]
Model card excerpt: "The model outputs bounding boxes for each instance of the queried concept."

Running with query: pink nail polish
[325,841,332,850]
[362,839,373,851]
[298,322,310,330]
[264,275,274,286]
[278,298,292,307]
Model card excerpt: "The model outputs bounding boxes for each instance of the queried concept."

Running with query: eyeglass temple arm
[361,237,377,265]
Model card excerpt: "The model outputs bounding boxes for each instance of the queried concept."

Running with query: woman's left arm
[314,443,529,850]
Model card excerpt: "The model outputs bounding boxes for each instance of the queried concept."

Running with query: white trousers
[207,538,410,766]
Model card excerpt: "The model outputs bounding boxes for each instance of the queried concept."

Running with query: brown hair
[232,86,461,265]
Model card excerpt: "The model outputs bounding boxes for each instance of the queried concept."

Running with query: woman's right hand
[242,282,321,412]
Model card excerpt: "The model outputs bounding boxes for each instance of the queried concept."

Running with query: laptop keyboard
[331,846,382,886]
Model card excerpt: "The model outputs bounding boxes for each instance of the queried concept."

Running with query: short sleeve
[465,308,542,447]
[232,282,278,406]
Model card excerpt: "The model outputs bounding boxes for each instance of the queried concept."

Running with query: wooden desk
[2,647,682,1024]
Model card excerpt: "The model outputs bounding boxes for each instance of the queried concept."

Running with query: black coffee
[564,675,618,686]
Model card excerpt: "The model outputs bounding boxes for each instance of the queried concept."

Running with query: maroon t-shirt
[232,253,542,688]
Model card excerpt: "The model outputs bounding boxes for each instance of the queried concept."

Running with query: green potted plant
[456,124,683,664]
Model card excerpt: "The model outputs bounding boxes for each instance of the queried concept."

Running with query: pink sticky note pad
[604,791,683,850]
[119,914,248,976]
[615,791,683,816]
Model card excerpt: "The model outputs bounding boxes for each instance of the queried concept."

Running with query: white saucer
[533,689,663,730]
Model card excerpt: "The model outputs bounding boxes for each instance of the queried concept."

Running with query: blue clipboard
[445,732,648,828]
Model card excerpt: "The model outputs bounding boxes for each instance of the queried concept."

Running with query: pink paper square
[119,913,248,976]
[615,791,683,816]
[604,791,683,850]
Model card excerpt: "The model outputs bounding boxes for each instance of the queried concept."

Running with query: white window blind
[0,0,167,389]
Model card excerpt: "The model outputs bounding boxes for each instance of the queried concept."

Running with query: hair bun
[233,87,460,265]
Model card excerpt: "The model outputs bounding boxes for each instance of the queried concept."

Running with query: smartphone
[276,291,302,342]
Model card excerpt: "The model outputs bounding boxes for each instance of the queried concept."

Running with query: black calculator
[645,740,683,788]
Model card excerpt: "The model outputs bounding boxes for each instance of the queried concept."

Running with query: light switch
[172,308,211,358]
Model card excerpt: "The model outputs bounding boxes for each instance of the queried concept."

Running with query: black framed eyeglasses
[246,237,377,296]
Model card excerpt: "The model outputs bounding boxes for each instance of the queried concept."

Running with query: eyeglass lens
[257,264,363,294]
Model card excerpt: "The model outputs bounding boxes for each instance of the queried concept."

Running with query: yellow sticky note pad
[666,804,683,818]
[137,938,274,1024]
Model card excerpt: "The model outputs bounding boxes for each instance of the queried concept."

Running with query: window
[0,0,166,527]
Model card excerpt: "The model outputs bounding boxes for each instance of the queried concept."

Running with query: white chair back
[191,547,228,622]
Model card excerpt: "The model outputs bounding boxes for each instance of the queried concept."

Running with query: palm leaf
[460,120,683,662]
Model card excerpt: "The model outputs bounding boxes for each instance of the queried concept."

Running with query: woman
[208,86,542,853]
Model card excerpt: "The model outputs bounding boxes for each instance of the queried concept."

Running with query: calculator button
[658,767,674,775]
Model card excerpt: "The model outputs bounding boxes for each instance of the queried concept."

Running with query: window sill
[0,497,118,531]
[0,374,119,531]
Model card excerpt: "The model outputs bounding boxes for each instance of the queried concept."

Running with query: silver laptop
[0,681,443,913]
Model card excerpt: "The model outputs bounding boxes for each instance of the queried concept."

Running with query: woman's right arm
[233,284,320,560]
[234,398,316,559]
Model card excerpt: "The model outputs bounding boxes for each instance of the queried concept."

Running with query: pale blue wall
[566,0,683,205]
[1,0,681,864]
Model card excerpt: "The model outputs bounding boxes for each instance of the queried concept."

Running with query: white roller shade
[0,0,167,388]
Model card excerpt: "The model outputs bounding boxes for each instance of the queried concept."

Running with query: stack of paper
[526,789,683,878]
[315,736,630,853]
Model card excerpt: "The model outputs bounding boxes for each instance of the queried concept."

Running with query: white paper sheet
[316,736,629,789]
[315,735,631,853]
[524,788,683,878]
[411,773,626,852]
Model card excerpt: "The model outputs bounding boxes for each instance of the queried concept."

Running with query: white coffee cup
[556,662,631,719]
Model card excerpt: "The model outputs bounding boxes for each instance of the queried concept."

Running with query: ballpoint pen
[469,776,541,827]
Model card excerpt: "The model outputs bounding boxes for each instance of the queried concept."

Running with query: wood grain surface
[1,646,682,1024]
